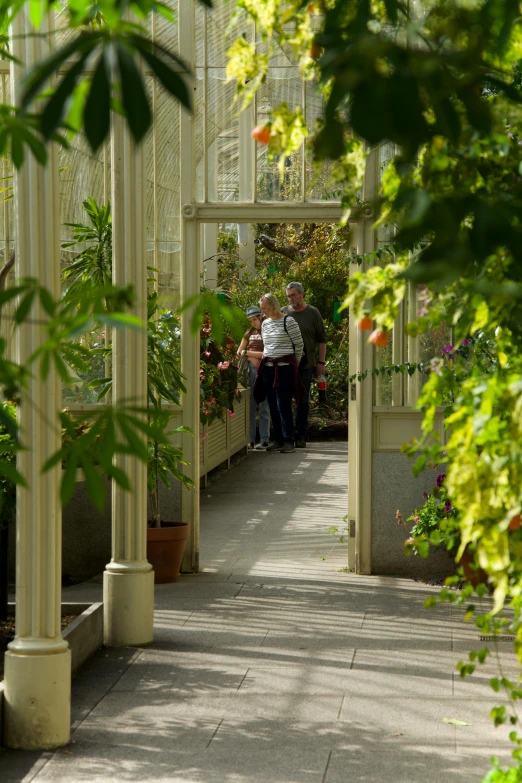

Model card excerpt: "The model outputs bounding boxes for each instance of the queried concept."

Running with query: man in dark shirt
[281,281,326,447]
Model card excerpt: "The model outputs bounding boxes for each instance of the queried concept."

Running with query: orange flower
[358,315,373,331]
[310,41,321,60]
[369,329,389,348]
[509,514,521,531]
[251,125,270,144]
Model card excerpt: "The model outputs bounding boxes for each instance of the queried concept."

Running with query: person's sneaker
[254,441,269,450]
[295,440,307,448]
[266,441,283,452]
[280,442,295,453]
[248,442,255,450]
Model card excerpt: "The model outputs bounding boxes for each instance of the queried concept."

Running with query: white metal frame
[181,200,373,577]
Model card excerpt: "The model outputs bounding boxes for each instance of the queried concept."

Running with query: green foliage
[218,222,350,419]
[0,0,216,165]
[147,409,192,527]
[266,104,308,179]
[0,402,18,521]
[61,198,113,303]
[401,476,460,558]
[200,316,242,427]
[328,514,348,544]
[20,1,193,153]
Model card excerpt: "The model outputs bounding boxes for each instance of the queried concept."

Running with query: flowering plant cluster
[199,318,241,430]
[400,473,460,558]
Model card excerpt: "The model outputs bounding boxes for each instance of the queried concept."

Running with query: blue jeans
[248,362,270,443]
[295,366,314,442]
[262,364,295,444]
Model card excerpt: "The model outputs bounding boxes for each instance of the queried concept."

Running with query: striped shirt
[261,316,304,366]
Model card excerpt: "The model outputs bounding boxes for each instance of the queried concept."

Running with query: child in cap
[236,306,270,449]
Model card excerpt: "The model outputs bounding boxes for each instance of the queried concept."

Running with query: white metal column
[103,112,154,646]
[180,0,200,572]
[3,10,71,749]
[348,150,378,575]
[238,107,256,274]
[202,142,219,288]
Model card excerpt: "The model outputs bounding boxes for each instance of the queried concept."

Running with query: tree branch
[257,234,303,262]
[0,249,15,330]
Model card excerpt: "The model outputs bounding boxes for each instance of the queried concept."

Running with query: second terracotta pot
[147,522,190,584]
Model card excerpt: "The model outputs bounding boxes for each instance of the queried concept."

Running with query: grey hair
[259,293,281,312]
[286,281,304,294]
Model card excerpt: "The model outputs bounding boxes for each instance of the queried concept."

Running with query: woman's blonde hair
[259,293,281,312]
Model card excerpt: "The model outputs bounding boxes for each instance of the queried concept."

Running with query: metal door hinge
[350,383,357,401]
[349,519,356,538]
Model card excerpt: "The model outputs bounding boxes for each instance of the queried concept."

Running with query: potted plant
[403,474,460,559]
[146,295,193,583]
[199,315,241,428]
[61,199,194,583]
[402,473,488,587]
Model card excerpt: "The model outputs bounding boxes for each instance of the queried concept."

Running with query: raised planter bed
[0,602,103,744]
[200,388,249,485]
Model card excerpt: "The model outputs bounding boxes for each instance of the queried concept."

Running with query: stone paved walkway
[2,442,519,782]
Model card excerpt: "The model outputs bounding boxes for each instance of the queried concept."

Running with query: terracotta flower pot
[147,522,190,584]
[458,545,489,588]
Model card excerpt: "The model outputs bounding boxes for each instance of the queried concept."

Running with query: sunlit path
[2,443,517,782]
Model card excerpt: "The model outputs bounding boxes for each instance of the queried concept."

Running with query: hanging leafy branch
[349,362,427,384]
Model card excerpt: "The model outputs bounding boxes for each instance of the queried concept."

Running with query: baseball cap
[246,306,262,317]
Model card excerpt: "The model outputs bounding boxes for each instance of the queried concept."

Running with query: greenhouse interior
[0,0,521,781]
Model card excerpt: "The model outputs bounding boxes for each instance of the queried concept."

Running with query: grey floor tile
[324,748,502,783]
[73,689,344,726]
[111,659,248,694]
[33,739,329,783]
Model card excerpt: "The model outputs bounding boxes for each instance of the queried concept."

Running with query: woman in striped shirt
[253,293,304,453]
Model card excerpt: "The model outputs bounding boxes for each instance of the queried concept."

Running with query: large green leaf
[84,51,112,152]
[133,37,190,111]
[41,49,94,139]
[116,42,151,144]
[21,32,101,110]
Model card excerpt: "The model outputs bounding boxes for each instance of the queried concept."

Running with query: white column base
[3,649,71,749]
[103,569,154,647]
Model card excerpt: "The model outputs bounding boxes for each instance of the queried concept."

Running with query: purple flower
[444,500,452,513]
[436,473,446,488]
[441,345,454,354]
[461,339,469,346]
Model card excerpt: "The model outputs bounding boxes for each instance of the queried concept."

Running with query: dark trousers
[295,366,314,442]
[262,364,295,444]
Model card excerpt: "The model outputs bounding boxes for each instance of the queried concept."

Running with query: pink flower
[234,389,239,396]
[209,397,216,403]
[200,433,208,441]
[227,409,235,418]
[202,327,211,334]
[204,351,211,357]
[203,408,211,416]
[217,361,230,370]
